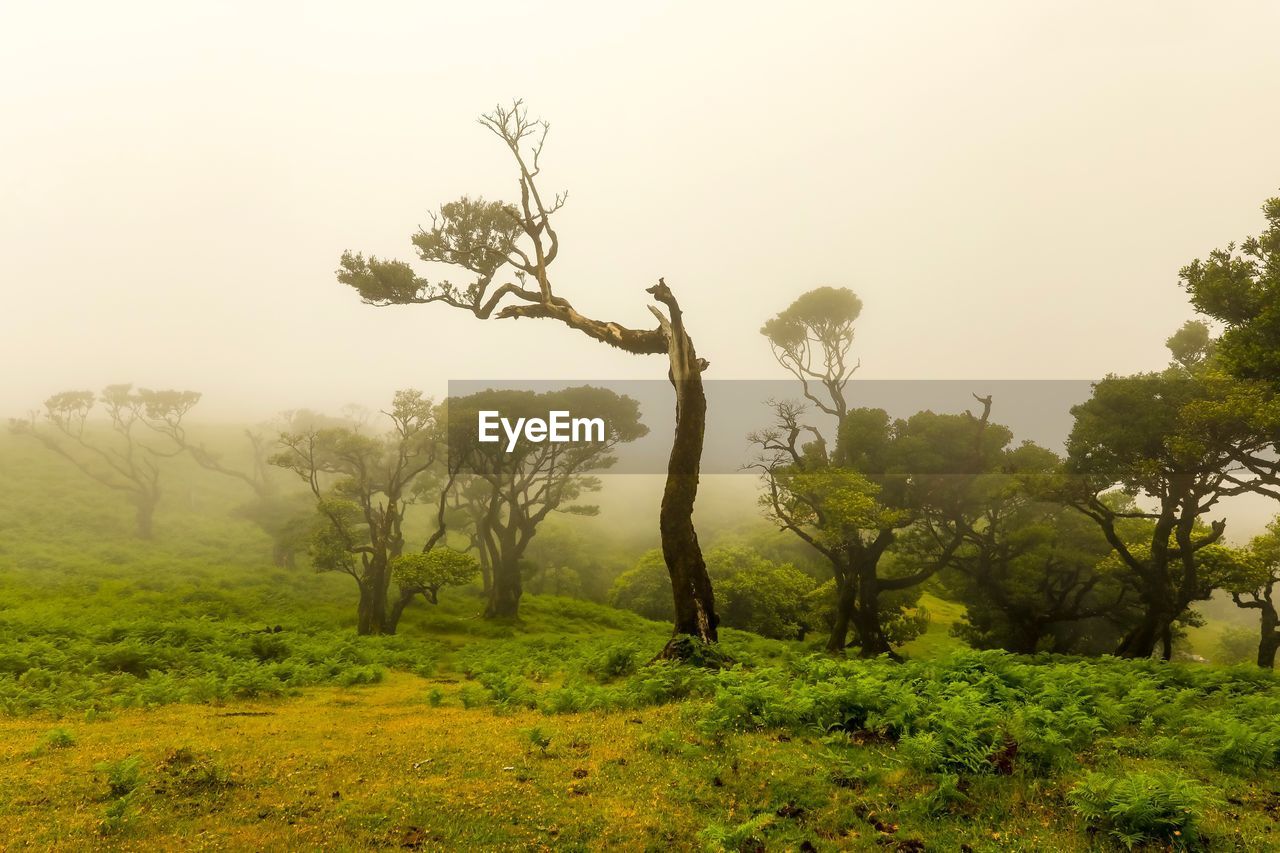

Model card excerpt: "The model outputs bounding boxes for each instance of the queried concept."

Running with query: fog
[4,5,1280,525]
[3,1,1279,422]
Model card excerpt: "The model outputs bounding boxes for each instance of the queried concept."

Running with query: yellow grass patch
[0,673,761,850]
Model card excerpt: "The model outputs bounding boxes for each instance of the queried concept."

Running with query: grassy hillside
[4,435,1280,850]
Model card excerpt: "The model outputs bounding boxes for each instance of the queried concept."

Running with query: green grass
[4,433,1280,849]
[900,592,968,659]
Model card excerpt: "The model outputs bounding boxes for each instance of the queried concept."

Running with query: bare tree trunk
[650,281,719,656]
[481,516,525,619]
[272,541,296,569]
[1260,639,1280,669]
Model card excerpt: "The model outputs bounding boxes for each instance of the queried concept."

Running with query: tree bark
[649,281,719,655]
[826,572,856,653]
[477,548,492,595]
[356,582,376,635]
[486,553,523,618]
[386,587,417,635]
[1258,606,1279,669]
[852,567,893,658]
[481,512,528,619]
[1115,606,1170,659]
[1259,637,1279,669]
[356,564,392,635]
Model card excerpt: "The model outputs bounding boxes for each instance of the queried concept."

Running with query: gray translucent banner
[446,379,1098,475]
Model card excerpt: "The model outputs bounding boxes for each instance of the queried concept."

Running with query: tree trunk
[134,500,155,539]
[386,587,417,635]
[1258,635,1279,669]
[1258,607,1279,669]
[826,572,856,653]
[852,593,892,658]
[1115,608,1167,659]
[486,554,522,619]
[651,282,719,655]
[477,547,492,594]
[356,583,376,635]
[356,565,392,636]
[848,560,895,658]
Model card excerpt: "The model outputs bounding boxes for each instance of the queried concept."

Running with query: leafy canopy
[1180,195,1280,381]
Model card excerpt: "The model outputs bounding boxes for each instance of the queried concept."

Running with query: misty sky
[4,1,1280,421]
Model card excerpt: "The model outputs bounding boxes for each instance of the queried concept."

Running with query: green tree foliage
[446,386,646,620]
[520,520,631,602]
[392,550,479,606]
[706,547,816,641]
[271,390,449,635]
[760,286,863,421]
[1217,626,1260,666]
[755,396,1007,657]
[756,289,1009,657]
[1222,517,1280,668]
[1057,347,1280,658]
[610,547,816,640]
[608,550,672,623]
[941,445,1137,655]
[1180,195,1280,381]
[1165,319,1217,370]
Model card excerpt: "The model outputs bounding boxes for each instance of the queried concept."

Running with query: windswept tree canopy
[761,286,863,419]
[9,384,202,538]
[335,102,671,357]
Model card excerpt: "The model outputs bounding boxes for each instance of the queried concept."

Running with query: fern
[1069,770,1213,850]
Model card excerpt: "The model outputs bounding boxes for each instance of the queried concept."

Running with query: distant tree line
[712,193,1280,665]
[13,95,1280,668]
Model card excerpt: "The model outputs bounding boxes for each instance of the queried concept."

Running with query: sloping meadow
[452,636,1280,849]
